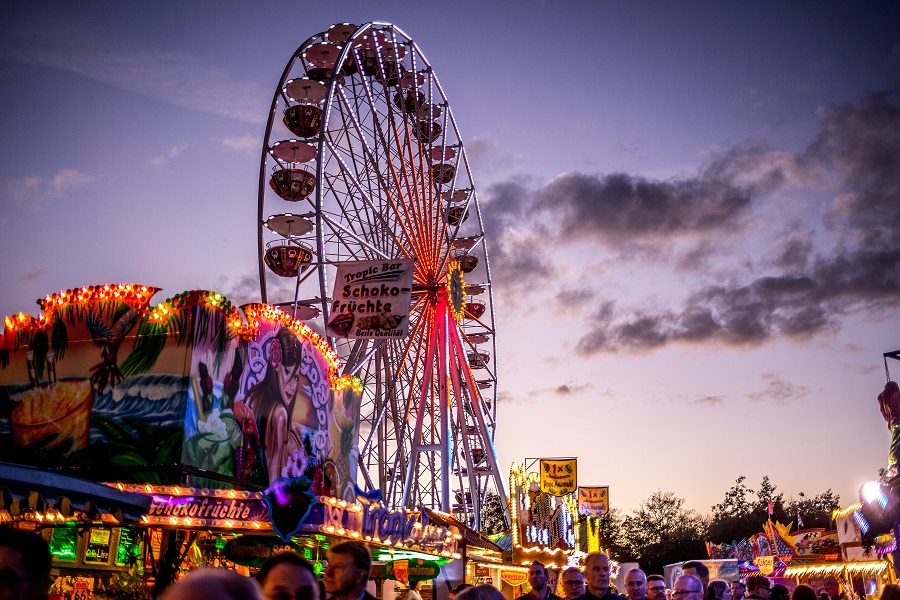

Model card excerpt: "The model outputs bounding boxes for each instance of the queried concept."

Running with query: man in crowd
[744,577,771,600]
[0,528,52,600]
[579,553,626,600]
[730,582,746,600]
[324,541,376,600]
[560,567,586,600]
[681,563,710,598]
[624,570,648,600]
[162,568,262,600]
[672,576,703,600]
[520,562,562,600]
[646,576,667,600]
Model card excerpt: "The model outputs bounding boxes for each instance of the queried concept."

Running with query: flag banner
[539,458,577,496]
[578,486,609,516]
[327,260,414,339]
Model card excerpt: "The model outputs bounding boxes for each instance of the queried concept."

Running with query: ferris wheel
[256,21,507,529]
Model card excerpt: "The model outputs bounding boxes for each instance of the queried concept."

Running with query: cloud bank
[483,90,900,354]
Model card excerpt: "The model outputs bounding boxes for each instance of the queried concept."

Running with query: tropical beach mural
[0,284,361,498]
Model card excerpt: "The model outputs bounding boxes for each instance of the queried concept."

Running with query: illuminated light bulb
[170,517,177,525]
[145,485,153,493]
[184,518,192,526]
[226,520,234,528]
[142,516,150,523]
[229,490,236,498]
[173,487,181,495]
[253,522,260,529]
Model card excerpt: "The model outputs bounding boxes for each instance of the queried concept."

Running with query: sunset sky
[2,1,899,519]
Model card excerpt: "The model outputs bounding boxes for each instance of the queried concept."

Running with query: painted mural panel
[1,284,361,498]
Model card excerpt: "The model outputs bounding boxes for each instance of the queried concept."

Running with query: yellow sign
[540,459,577,496]
[501,570,528,587]
[578,486,609,516]
[753,556,774,575]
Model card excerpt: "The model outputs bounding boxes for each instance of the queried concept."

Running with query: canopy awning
[0,461,151,523]
[422,507,503,552]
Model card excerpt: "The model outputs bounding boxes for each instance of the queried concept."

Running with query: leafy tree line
[595,476,840,574]
[481,476,840,576]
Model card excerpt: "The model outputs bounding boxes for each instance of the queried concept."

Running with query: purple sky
[2,1,899,518]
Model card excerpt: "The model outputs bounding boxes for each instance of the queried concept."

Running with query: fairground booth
[0,284,458,596]
[473,460,617,599]
[705,509,894,598]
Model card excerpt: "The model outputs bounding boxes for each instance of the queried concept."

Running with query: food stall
[0,283,370,590]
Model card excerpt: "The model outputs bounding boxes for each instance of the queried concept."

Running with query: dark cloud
[555,287,596,308]
[538,171,753,241]
[560,90,900,353]
[810,90,900,237]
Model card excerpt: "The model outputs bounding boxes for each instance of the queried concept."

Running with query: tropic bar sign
[301,497,461,557]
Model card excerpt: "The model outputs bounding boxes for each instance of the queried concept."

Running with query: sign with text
[500,571,528,587]
[327,260,414,339]
[578,486,609,517]
[539,459,577,496]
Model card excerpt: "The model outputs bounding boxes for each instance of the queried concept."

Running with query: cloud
[0,13,268,123]
[692,395,726,407]
[747,373,810,405]
[19,266,47,284]
[148,142,189,167]
[476,89,900,354]
[221,134,260,154]
[7,168,93,211]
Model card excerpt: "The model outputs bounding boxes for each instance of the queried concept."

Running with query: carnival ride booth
[707,513,894,599]
[0,283,366,586]
[0,461,151,596]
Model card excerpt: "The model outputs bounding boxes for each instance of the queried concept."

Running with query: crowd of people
[514,558,884,600]
[0,531,895,600]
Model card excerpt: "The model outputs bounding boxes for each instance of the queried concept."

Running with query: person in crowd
[646,576,666,600]
[731,582,746,600]
[706,581,731,600]
[744,577,771,600]
[790,586,817,600]
[323,541,375,600]
[451,584,474,600]
[457,586,506,600]
[161,568,263,600]
[404,581,423,600]
[673,576,704,600]
[256,551,320,600]
[880,585,900,600]
[770,585,789,600]
[0,528,52,600]
[625,569,648,600]
[579,553,627,600]
[681,564,710,598]
[560,567,587,600]
[520,562,562,600]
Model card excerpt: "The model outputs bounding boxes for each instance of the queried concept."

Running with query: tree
[786,490,841,530]
[596,508,634,562]
[624,490,707,574]
[707,476,790,544]
[708,476,758,543]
